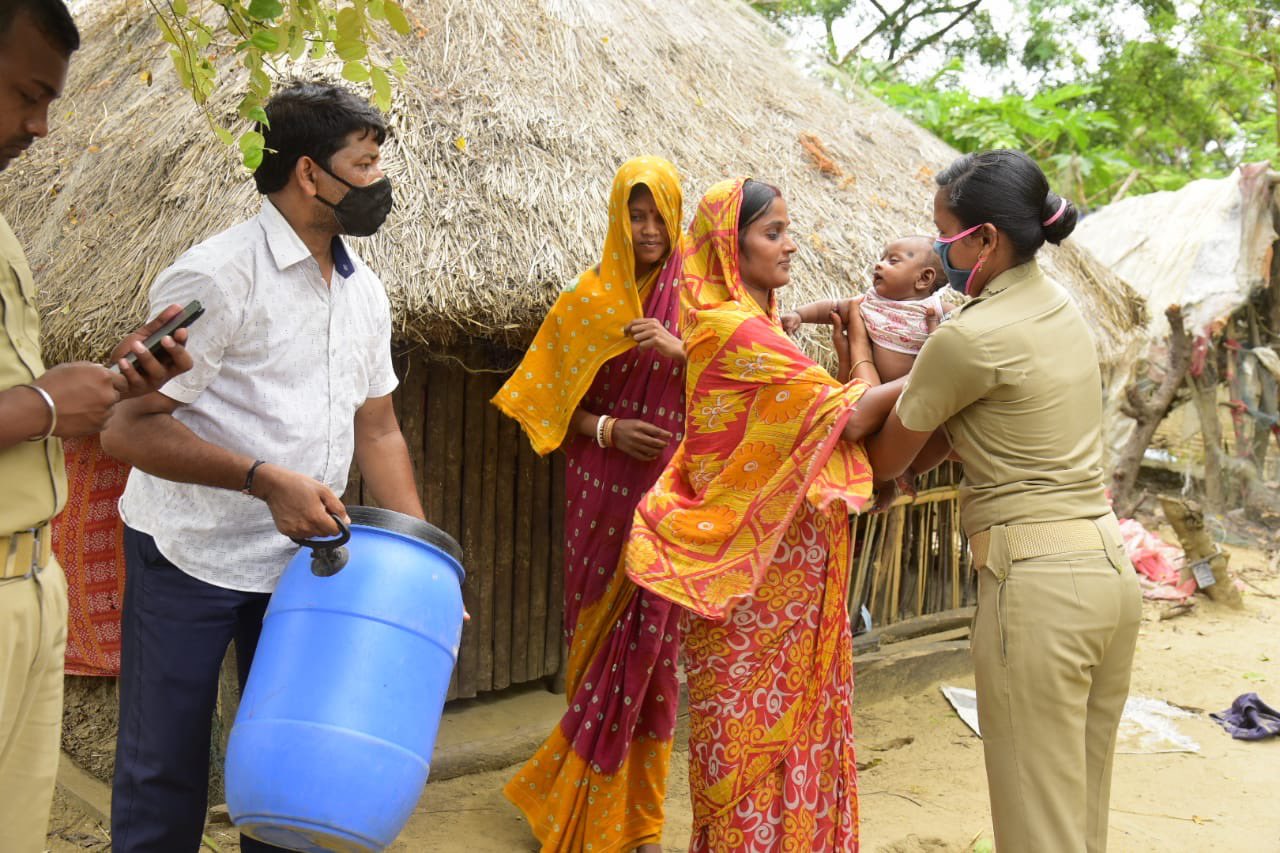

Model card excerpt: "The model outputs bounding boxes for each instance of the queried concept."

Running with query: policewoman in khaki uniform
[0,4,191,847]
[868,149,1142,853]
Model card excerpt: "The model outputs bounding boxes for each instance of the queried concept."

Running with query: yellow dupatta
[492,157,684,455]
[624,178,874,620]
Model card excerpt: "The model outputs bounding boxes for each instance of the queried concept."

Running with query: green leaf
[250,29,280,52]
[238,130,266,155]
[247,106,270,127]
[171,0,188,17]
[391,56,409,76]
[310,39,327,60]
[247,0,285,20]
[335,7,362,41]
[213,125,234,145]
[242,146,264,171]
[288,26,306,61]
[370,66,391,110]
[385,1,412,35]
[156,15,180,46]
[342,61,371,83]
[335,38,367,61]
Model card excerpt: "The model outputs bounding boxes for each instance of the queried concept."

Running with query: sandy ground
[48,538,1280,853]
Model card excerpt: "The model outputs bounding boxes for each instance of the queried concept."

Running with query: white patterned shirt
[119,200,398,592]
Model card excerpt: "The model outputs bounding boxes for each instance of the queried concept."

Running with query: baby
[781,236,962,381]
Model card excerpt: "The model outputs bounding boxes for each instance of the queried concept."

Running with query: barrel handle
[290,514,351,550]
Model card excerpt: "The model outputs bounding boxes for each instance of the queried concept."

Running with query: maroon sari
[505,254,685,852]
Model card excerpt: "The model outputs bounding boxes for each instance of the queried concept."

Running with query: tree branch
[888,0,981,71]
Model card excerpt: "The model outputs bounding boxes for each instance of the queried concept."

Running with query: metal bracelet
[21,384,56,442]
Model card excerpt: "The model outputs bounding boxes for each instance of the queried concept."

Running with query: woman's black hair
[738,179,782,244]
[935,150,1077,260]
[253,82,388,195]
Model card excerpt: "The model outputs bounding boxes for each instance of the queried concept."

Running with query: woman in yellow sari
[626,178,899,851]
[493,157,686,853]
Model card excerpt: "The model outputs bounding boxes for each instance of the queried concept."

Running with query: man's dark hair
[935,150,1078,262]
[0,0,80,55]
[253,82,388,195]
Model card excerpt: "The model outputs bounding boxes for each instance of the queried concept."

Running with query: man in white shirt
[102,82,425,853]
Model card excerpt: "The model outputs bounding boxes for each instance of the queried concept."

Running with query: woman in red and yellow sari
[626,178,899,852]
[493,157,687,853]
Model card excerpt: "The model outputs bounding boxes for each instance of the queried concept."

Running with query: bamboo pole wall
[846,462,973,631]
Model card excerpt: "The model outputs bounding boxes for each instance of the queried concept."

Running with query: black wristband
[242,459,266,496]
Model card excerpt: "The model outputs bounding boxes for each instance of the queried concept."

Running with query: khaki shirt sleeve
[895,320,997,432]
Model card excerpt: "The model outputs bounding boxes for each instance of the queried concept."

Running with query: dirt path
[49,544,1280,852]
[394,544,1280,852]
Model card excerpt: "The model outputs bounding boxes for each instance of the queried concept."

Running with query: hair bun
[1041,191,1078,245]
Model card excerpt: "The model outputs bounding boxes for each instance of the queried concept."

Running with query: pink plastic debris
[1117,517,1197,600]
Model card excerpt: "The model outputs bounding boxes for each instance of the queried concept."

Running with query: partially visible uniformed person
[0,2,191,848]
[868,149,1142,853]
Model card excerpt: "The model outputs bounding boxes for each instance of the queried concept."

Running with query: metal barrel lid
[347,506,465,569]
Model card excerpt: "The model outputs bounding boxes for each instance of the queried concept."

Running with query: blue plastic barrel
[225,506,465,852]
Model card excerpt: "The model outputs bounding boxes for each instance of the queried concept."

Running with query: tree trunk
[1248,306,1277,472]
[1111,305,1192,517]
[1189,341,1227,514]
[1158,496,1243,609]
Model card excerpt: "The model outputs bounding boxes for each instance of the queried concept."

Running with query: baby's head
[872,236,945,301]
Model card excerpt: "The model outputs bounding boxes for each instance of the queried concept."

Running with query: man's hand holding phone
[108,302,197,398]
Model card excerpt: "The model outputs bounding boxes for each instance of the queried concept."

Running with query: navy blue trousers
[112,527,290,853]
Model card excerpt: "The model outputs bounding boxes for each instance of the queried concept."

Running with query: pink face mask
[933,223,987,295]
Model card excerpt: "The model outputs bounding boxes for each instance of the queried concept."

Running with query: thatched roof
[3,0,1144,373]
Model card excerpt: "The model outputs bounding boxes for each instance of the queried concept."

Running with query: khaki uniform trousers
[0,557,67,852]
[972,519,1141,853]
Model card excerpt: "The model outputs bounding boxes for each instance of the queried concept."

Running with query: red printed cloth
[50,435,129,677]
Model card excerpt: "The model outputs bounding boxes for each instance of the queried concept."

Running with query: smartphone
[110,300,204,372]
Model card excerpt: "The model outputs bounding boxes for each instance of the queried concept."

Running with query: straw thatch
[3,0,1144,371]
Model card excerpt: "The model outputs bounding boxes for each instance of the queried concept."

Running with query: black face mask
[315,163,393,237]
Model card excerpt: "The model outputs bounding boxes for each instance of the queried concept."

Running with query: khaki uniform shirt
[896,259,1109,537]
[0,212,65,534]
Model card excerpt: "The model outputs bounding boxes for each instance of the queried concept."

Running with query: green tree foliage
[757,0,1279,206]
[150,0,413,168]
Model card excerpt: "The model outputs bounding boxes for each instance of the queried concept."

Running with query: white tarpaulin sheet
[1074,164,1276,339]
[941,686,1200,754]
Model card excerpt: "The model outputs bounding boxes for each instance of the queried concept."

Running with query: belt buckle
[28,525,45,577]
[5,527,45,580]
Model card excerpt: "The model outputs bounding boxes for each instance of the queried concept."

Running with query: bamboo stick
[511,430,536,685]
[545,458,566,677]
[458,368,487,698]
[528,451,552,678]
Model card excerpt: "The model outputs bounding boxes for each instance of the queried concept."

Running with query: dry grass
[4,0,1144,373]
